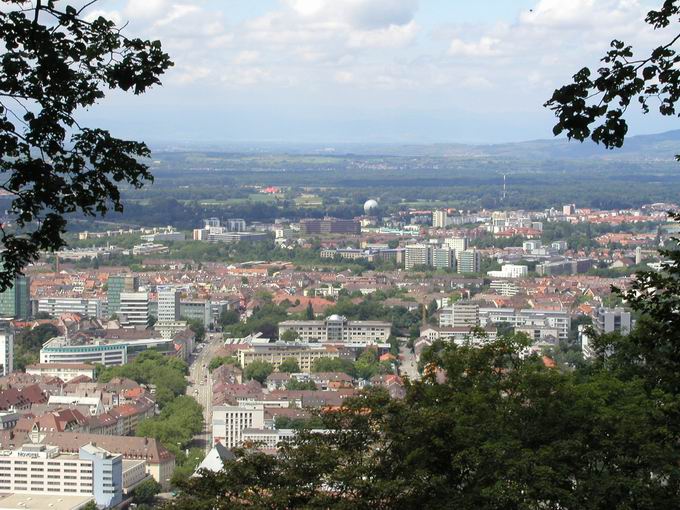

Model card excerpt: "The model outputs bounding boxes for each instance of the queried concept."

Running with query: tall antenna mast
[502,174,507,201]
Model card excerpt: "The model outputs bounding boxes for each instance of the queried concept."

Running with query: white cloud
[449,36,502,57]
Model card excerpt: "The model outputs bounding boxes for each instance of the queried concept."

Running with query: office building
[299,218,360,235]
[595,307,632,336]
[0,442,123,508]
[157,287,180,323]
[487,264,528,279]
[213,404,265,448]
[439,301,480,328]
[0,322,12,376]
[119,292,149,328]
[432,247,456,269]
[405,244,432,269]
[457,249,481,274]
[107,275,139,316]
[40,338,128,367]
[0,275,30,320]
[278,315,391,344]
[37,297,101,319]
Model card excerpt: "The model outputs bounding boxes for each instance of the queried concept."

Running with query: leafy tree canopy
[545,1,680,153]
[0,1,171,288]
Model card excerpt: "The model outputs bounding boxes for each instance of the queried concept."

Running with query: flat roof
[0,493,94,510]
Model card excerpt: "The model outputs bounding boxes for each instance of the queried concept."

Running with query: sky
[75,0,678,145]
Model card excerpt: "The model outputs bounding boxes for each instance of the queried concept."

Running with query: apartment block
[439,301,480,328]
[278,315,391,344]
[457,249,481,274]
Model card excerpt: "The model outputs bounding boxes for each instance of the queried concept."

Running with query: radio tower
[502,174,507,201]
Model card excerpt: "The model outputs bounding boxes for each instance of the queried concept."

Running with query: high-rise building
[79,443,124,508]
[595,307,632,336]
[444,237,469,260]
[432,247,455,269]
[405,244,432,269]
[432,210,450,228]
[107,275,139,317]
[0,321,13,376]
[457,249,481,274]
[157,286,180,323]
[0,275,30,320]
[563,204,576,215]
[439,301,480,328]
[119,292,149,328]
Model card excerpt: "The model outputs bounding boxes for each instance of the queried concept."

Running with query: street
[186,332,224,451]
[398,343,420,381]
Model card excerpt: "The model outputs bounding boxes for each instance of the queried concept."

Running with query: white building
[40,337,127,367]
[157,287,180,323]
[212,404,265,448]
[26,363,96,381]
[278,315,391,344]
[432,210,450,228]
[119,292,149,328]
[490,280,520,297]
[0,324,12,376]
[444,237,469,253]
[487,264,528,279]
[595,307,632,335]
[439,301,480,328]
[37,297,101,319]
[478,308,571,341]
[0,442,123,508]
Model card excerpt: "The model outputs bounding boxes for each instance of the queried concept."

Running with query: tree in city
[132,479,162,505]
[280,329,299,342]
[305,302,315,319]
[208,355,239,372]
[167,336,680,509]
[0,1,172,289]
[278,357,300,373]
[219,309,240,328]
[244,360,274,384]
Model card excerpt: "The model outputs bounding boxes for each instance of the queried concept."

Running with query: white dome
[364,199,379,213]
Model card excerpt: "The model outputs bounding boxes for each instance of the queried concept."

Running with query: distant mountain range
[333,129,680,160]
[151,129,680,161]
